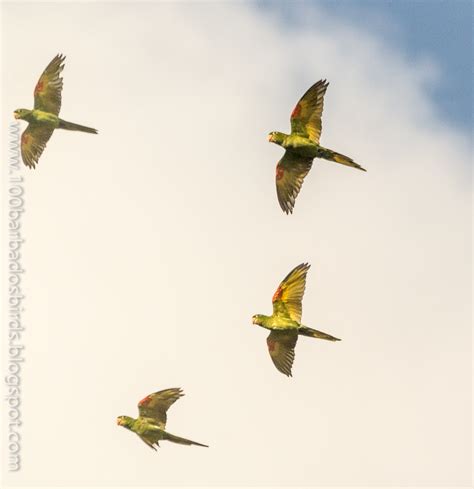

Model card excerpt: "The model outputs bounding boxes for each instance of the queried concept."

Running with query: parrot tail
[298,326,341,341]
[58,119,98,134]
[319,147,366,171]
[164,431,208,448]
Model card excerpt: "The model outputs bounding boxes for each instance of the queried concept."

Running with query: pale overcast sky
[1,1,471,488]
[260,0,473,129]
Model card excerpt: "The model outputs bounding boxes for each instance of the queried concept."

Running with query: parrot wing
[266,330,298,377]
[138,433,160,451]
[20,124,54,169]
[275,150,313,214]
[34,54,65,115]
[272,263,310,323]
[137,388,183,429]
[290,79,329,143]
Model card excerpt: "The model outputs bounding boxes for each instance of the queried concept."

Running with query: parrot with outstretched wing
[13,54,98,169]
[252,263,340,377]
[117,388,208,450]
[268,80,366,213]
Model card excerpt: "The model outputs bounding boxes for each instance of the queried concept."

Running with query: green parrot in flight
[13,54,98,169]
[117,388,208,450]
[252,263,340,377]
[269,80,366,213]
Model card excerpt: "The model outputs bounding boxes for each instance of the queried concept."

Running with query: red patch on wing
[34,81,44,95]
[276,166,284,181]
[291,103,302,119]
[139,395,152,406]
[267,339,276,352]
[272,286,283,302]
[21,133,29,145]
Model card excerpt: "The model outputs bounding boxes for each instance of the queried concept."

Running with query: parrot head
[13,109,30,120]
[267,131,286,146]
[252,314,265,326]
[116,415,134,429]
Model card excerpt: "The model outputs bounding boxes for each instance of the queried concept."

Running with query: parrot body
[252,263,340,377]
[251,313,299,330]
[15,108,96,133]
[272,131,358,163]
[16,109,58,126]
[269,80,366,214]
[117,388,208,451]
[14,54,97,169]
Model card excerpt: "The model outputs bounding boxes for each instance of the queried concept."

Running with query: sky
[260,0,473,130]
[1,1,472,488]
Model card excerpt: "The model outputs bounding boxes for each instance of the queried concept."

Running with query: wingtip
[169,387,184,395]
[283,369,293,378]
[175,387,185,398]
[279,201,293,214]
[315,78,329,86]
[279,369,292,378]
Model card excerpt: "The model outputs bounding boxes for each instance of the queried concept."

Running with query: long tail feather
[320,147,366,171]
[58,119,98,134]
[164,432,208,448]
[298,326,341,341]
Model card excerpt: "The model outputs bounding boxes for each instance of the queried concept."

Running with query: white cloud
[1,2,470,487]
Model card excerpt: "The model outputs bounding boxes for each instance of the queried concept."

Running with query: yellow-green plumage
[252,263,340,377]
[269,80,366,214]
[117,388,208,450]
[14,54,97,169]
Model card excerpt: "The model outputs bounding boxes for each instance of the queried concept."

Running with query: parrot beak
[267,134,273,142]
[13,112,19,119]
